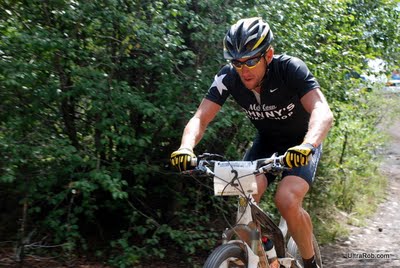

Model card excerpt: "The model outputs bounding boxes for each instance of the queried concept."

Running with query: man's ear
[266,47,274,64]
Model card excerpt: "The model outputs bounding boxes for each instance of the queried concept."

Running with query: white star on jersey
[211,74,228,95]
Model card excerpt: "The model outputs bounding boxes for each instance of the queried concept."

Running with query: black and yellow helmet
[223,17,273,60]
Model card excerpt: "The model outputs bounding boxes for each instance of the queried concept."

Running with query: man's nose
[241,65,251,74]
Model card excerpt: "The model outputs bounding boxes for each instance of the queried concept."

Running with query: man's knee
[275,191,300,218]
[274,176,309,218]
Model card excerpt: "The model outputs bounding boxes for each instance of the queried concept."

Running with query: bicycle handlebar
[181,152,288,177]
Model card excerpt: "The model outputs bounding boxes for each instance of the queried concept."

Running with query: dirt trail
[320,119,400,267]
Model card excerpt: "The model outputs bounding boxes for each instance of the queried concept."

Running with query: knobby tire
[287,234,323,268]
[203,243,248,268]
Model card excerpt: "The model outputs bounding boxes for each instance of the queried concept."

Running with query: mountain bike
[182,152,322,268]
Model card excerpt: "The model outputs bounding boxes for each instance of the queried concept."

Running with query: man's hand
[170,148,197,171]
[283,143,316,168]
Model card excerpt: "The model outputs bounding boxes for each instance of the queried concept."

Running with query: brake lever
[181,165,214,177]
[256,155,288,175]
[198,153,225,160]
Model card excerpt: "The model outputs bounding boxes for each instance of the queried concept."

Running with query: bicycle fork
[221,224,266,268]
[219,196,270,267]
[221,195,294,268]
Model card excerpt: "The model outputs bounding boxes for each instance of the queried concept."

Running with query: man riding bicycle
[171,17,333,268]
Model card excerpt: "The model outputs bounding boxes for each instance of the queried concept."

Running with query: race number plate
[213,161,258,196]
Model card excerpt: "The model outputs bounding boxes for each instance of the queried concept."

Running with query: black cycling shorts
[243,139,322,186]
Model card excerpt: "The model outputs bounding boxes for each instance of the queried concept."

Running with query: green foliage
[310,90,399,243]
[1,0,399,266]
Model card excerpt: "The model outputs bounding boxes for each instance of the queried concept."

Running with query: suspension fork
[220,195,269,267]
[222,224,269,268]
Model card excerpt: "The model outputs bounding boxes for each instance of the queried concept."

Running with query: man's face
[232,51,270,90]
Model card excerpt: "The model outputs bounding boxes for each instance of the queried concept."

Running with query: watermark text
[346,252,392,260]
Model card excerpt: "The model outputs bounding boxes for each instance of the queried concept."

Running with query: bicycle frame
[210,157,294,268]
[219,191,293,268]
[183,153,317,268]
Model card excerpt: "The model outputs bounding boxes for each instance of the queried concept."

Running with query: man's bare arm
[179,98,221,150]
[301,88,334,147]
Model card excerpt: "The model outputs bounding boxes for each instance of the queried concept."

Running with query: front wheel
[287,234,322,268]
[203,243,248,268]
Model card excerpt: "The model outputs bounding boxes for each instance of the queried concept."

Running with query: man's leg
[253,174,268,203]
[275,175,315,259]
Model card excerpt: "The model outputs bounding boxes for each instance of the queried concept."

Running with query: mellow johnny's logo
[244,103,295,120]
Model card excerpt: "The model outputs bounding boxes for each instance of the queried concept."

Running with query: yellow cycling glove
[283,143,315,168]
[170,148,197,171]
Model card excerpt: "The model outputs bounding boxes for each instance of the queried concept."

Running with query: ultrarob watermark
[346,252,392,259]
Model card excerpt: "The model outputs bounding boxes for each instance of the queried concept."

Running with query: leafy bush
[1,0,399,266]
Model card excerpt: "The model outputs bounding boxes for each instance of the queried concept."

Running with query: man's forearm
[179,117,206,150]
[304,106,333,147]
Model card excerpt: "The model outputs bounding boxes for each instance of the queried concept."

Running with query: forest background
[1,0,400,267]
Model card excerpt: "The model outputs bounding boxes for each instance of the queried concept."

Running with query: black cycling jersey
[205,54,320,153]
